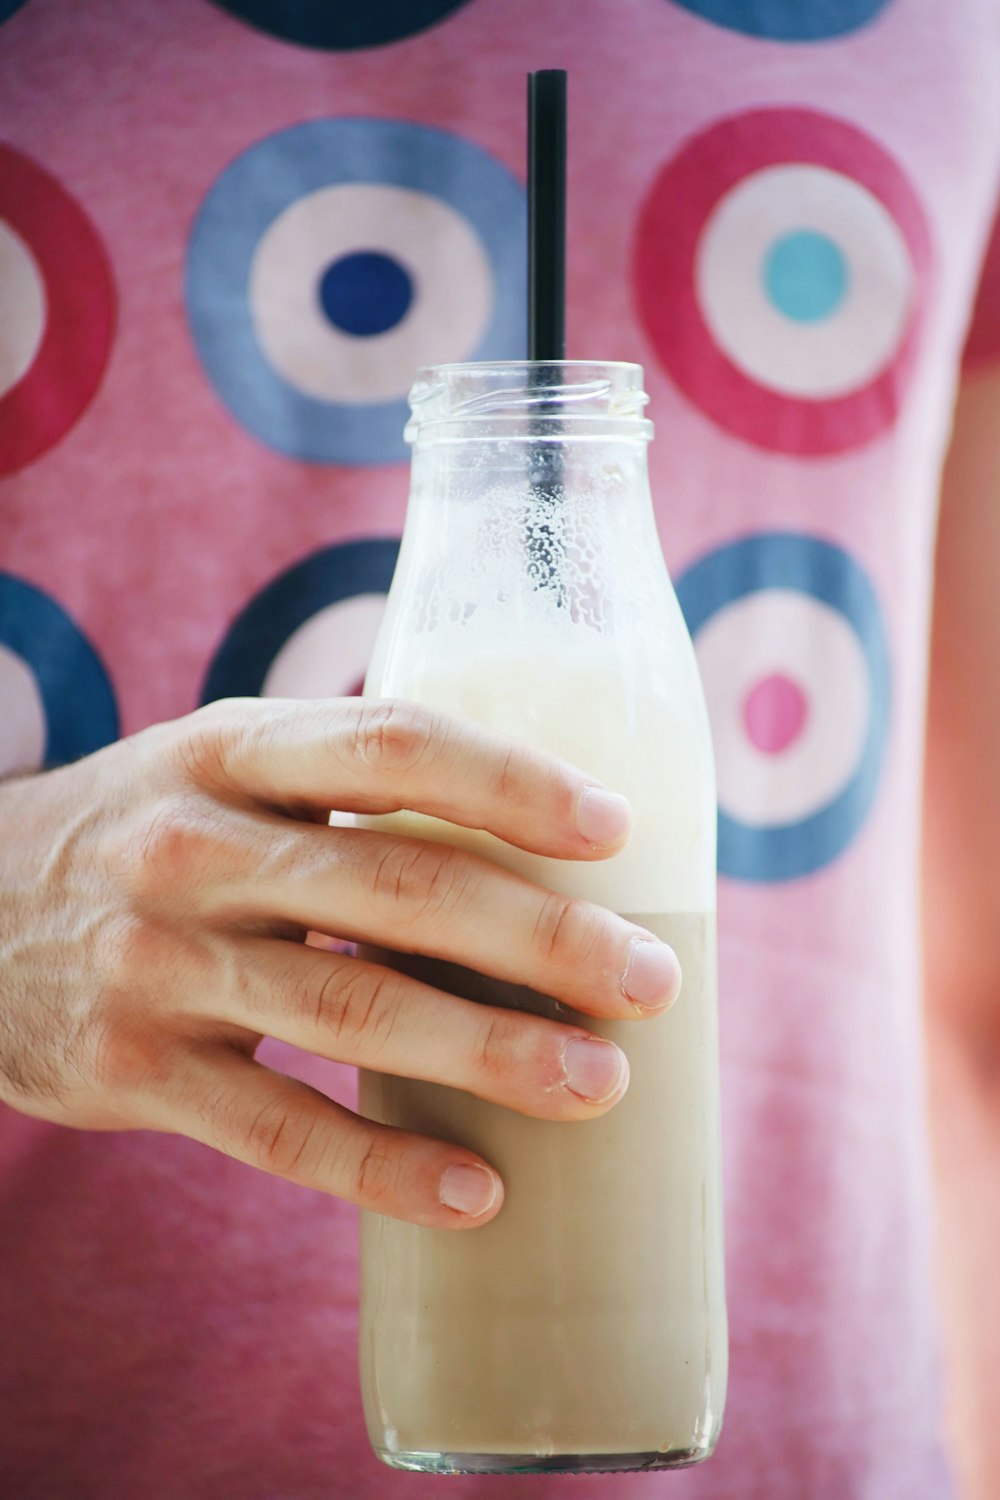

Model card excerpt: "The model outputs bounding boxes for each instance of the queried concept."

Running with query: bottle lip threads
[406,361,653,445]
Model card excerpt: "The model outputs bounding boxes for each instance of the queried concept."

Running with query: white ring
[695,590,870,826]
[0,643,46,775]
[696,164,913,398]
[0,220,45,399]
[249,183,493,403]
[261,593,388,699]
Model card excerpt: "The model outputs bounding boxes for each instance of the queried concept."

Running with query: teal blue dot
[763,231,849,323]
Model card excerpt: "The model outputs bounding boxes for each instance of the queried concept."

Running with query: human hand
[0,699,681,1228]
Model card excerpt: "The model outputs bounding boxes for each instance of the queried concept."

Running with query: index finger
[181,697,633,863]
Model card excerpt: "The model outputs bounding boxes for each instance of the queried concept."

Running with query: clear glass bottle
[358,361,726,1475]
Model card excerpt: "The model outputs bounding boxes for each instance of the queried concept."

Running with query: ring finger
[213,937,631,1121]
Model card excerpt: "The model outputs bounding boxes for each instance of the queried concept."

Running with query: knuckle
[493,742,529,806]
[349,701,433,774]
[474,1012,526,1090]
[354,1134,401,1210]
[129,802,195,890]
[244,1097,320,1181]
[306,962,353,1035]
[125,795,237,901]
[369,839,465,927]
[174,697,295,797]
[314,963,399,1056]
[89,1016,171,1099]
[532,892,586,967]
[172,699,252,788]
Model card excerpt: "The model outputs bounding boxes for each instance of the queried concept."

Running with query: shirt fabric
[2,0,1000,1495]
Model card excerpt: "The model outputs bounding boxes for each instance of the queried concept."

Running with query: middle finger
[225,820,682,1021]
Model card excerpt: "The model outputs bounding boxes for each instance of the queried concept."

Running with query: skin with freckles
[0,695,681,1232]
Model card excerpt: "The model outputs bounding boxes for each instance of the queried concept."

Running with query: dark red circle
[0,145,116,476]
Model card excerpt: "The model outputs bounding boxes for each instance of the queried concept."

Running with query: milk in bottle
[358,361,727,1475]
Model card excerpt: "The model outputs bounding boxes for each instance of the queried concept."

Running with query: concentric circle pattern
[0,145,116,476]
[186,119,526,465]
[207,0,473,51]
[201,538,400,704]
[246,181,493,407]
[666,0,894,41]
[0,574,119,773]
[634,109,931,454]
[675,533,891,881]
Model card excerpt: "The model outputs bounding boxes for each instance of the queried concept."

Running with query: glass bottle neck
[404,360,653,447]
[372,358,670,679]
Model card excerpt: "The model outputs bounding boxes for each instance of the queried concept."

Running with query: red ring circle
[633,109,932,456]
[0,145,116,476]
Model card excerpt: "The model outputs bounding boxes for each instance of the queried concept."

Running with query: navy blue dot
[209,0,472,51]
[318,251,414,337]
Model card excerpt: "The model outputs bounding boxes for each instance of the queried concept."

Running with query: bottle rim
[406,360,653,444]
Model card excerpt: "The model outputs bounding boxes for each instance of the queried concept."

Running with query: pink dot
[742,672,809,755]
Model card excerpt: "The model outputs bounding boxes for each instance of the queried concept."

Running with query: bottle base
[372,1443,714,1475]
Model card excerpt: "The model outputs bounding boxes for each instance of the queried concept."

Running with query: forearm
[925,989,1000,1500]
[922,362,1000,1500]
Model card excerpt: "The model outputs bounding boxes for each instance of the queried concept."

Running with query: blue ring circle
[207,0,473,51]
[185,118,527,466]
[666,0,894,41]
[0,574,119,766]
[201,537,401,703]
[675,533,891,882]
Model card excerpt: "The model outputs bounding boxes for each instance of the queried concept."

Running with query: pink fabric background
[3,0,1000,1493]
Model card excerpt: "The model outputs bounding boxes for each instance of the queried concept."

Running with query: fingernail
[576,787,633,849]
[622,939,682,1013]
[562,1036,629,1103]
[439,1163,500,1217]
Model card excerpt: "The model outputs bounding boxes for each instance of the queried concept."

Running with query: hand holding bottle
[0,696,681,1228]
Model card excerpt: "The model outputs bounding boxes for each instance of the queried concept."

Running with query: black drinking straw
[525,70,567,599]
[528,70,567,362]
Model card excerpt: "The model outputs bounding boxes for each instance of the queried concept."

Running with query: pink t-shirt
[2,1,1000,1495]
